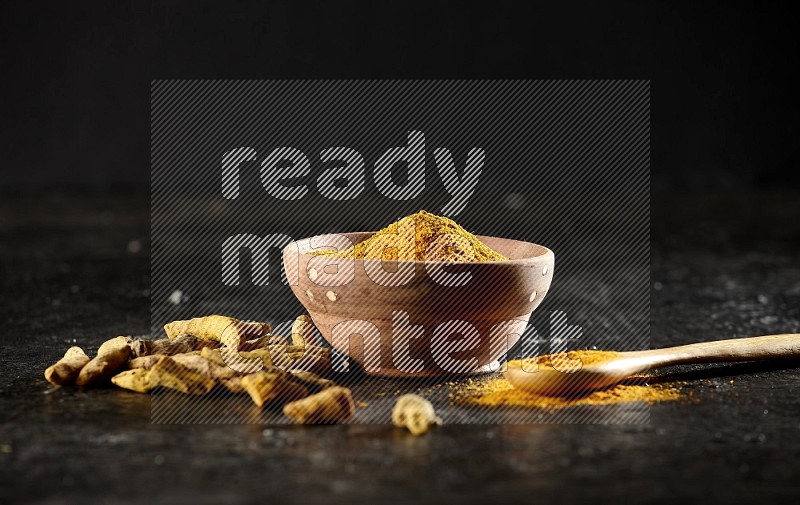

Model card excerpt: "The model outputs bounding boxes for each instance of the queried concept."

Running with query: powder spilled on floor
[448,349,683,408]
[451,376,682,409]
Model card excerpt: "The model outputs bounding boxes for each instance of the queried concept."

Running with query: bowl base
[357,360,503,378]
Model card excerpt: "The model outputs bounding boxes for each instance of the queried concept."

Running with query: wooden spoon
[506,334,800,396]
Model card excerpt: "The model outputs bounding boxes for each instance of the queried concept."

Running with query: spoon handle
[640,334,800,366]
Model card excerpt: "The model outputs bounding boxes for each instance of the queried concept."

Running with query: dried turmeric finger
[130,335,218,358]
[289,370,335,393]
[44,346,90,386]
[206,343,332,375]
[267,344,331,373]
[287,355,330,375]
[147,356,215,395]
[219,377,246,394]
[201,346,269,375]
[392,394,442,436]
[199,347,224,365]
[283,386,355,424]
[171,353,238,380]
[76,336,132,387]
[241,370,308,407]
[284,344,329,360]
[111,368,153,393]
[239,334,288,351]
[163,315,269,350]
[291,314,324,347]
[220,348,273,374]
[127,354,167,370]
[288,347,332,374]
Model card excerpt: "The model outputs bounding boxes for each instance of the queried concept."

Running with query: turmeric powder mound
[314,210,509,262]
[453,376,681,409]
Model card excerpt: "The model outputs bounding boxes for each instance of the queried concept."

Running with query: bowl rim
[284,231,554,266]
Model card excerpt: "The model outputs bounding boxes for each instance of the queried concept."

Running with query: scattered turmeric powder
[446,350,683,408]
[454,376,681,409]
[313,210,508,262]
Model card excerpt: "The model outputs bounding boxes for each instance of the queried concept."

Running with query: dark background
[1,0,797,192]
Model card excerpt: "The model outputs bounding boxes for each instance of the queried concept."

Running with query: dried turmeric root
[283,386,355,424]
[111,368,153,393]
[114,355,222,394]
[199,346,227,366]
[130,334,219,358]
[147,356,215,395]
[164,315,269,350]
[290,314,324,347]
[226,348,276,373]
[241,370,308,407]
[219,377,246,394]
[239,334,288,351]
[127,354,167,370]
[44,346,90,386]
[76,336,132,386]
[262,344,331,373]
[213,344,331,374]
[171,353,239,380]
[289,370,334,393]
[392,394,442,436]
[197,347,258,384]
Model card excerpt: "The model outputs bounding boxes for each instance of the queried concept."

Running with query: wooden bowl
[283,232,554,377]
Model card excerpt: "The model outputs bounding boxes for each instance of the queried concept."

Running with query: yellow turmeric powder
[454,377,681,409]
[449,349,682,408]
[314,210,508,262]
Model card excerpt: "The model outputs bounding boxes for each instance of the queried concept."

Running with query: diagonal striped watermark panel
[151,80,650,424]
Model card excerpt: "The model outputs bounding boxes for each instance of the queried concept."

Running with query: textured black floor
[1,190,799,504]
